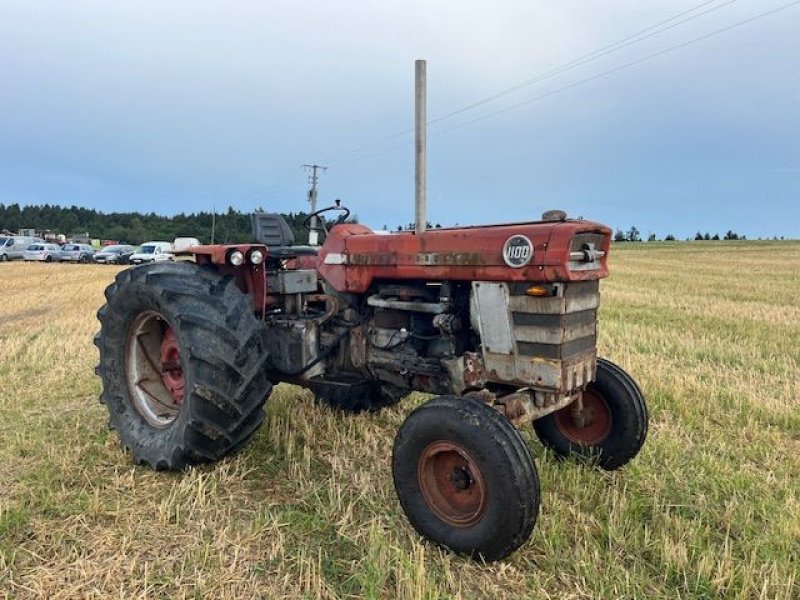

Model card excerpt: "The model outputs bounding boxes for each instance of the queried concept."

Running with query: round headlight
[229,250,244,266]
[249,249,264,265]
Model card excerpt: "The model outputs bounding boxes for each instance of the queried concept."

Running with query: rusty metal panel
[514,321,596,344]
[266,270,318,294]
[315,220,611,294]
[471,282,514,355]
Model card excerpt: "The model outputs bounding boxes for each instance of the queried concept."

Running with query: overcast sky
[1,0,798,238]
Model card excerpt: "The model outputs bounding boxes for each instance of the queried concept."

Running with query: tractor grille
[510,280,598,359]
[471,280,599,394]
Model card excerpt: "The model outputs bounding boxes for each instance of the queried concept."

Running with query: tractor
[94,205,648,561]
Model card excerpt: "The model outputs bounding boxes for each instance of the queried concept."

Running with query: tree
[647,233,657,242]
[724,230,739,240]
[627,226,641,242]
[665,234,676,241]
[711,234,720,241]
[614,229,626,242]
[695,232,704,241]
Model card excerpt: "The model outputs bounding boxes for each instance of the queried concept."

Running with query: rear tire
[393,395,539,561]
[95,262,273,470]
[533,358,648,470]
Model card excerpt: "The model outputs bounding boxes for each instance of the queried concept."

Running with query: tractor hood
[314,219,612,293]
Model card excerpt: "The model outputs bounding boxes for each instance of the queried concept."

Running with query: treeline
[0,203,319,245]
[613,226,754,242]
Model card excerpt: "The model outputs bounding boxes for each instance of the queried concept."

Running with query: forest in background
[0,203,776,245]
[0,203,314,245]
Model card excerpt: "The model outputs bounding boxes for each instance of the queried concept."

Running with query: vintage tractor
[94,206,648,561]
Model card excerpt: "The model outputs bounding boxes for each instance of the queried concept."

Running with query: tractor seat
[251,213,318,258]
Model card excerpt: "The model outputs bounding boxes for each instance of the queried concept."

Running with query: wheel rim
[553,388,612,445]
[125,311,185,428]
[418,441,487,527]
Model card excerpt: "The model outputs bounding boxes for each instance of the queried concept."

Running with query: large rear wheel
[533,358,648,470]
[393,395,539,561]
[95,262,273,470]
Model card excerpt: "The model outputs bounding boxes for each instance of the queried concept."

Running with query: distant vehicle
[1,236,43,261]
[23,243,63,262]
[173,237,201,252]
[60,243,96,263]
[129,241,173,265]
[94,244,136,265]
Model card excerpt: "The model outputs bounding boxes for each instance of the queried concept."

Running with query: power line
[332,0,800,168]
[432,0,800,137]
[322,0,737,166]
[427,0,739,126]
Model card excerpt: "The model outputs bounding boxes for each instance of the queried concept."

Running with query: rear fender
[191,244,270,316]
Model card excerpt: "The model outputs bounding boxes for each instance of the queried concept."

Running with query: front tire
[95,262,273,470]
[393,395,539,561]
[533,358,648,470]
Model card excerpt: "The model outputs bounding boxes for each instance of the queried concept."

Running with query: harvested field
[1,241,798,599]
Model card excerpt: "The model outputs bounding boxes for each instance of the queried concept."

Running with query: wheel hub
[418,441,487,527]
[554,389,612,445]
[159,327,185,404]
[125,312,184,428]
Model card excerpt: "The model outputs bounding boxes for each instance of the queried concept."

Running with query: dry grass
[1,241,798,599]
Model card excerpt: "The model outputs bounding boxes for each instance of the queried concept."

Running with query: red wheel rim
[553,389,612,445]
[125,312,183,428]
[417,441,487,527]
[159,327,185,405]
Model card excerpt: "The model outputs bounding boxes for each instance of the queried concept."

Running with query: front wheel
[95,262,273,470]
[533,358,648,470]
[393,395,540,561]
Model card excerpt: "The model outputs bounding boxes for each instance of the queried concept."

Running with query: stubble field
[0,241,798,599]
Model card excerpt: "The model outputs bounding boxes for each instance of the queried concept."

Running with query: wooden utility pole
[303,164,327,245]
[415,59,427,235]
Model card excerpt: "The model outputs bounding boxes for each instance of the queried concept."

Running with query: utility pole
[303,164,327,245]
[415,59,427,234]
[211,204,216,244]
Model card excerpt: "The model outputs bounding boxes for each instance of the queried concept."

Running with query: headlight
[249,249,264,265]
[229,250,244,266]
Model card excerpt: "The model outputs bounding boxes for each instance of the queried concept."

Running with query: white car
[129,241,174,265]
[23,243,63,262]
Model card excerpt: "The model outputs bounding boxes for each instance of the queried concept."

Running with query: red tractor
[95,206,647,561]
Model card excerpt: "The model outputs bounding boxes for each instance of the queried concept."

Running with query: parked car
[60,243,96,263]
[93,244,136,265]
[1,236,43,261]
[129,241,173,265]
[23,243,63,262]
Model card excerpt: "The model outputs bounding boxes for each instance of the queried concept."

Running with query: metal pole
[304,164,326,246]
[415,59,427,234]
[211,205,216,244]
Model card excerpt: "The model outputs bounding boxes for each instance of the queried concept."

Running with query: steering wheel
[303,202,351,231]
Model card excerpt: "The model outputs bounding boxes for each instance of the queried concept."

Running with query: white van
[129,241,174,265]
[0,236,42,261]
[173,237,201,252]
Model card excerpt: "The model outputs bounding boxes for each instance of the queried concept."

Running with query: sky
[0,0,798,239]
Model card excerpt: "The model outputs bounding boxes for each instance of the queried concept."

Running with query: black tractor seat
[251,213,318,258]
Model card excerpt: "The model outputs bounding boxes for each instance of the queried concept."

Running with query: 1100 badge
[502,235,533,267]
